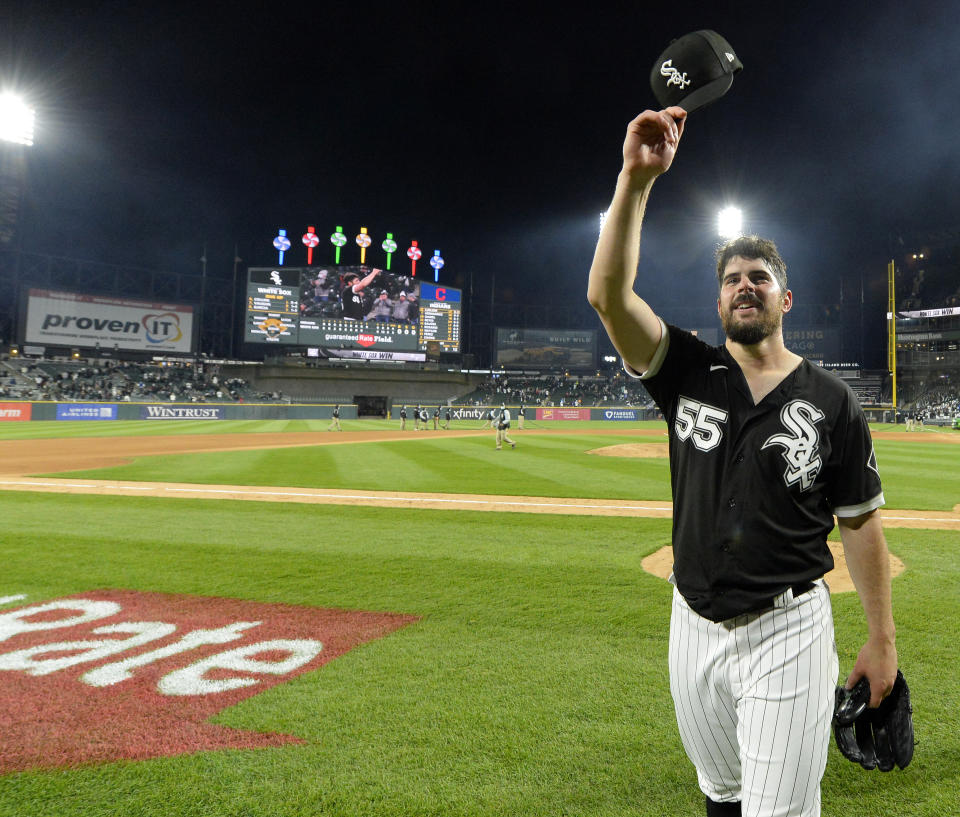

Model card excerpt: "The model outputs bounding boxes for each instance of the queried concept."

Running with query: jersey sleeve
[624,323,713,418]
[828,387,885,517]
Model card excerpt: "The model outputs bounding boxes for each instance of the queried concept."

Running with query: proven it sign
[0,590,417,772]
[24,289,195,354]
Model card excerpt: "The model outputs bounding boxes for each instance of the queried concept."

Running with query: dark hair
[715,236,787,292]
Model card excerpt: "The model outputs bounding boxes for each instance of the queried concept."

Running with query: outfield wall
[1,401,661,423]
[387,405,663,422]
[0,402,357,421]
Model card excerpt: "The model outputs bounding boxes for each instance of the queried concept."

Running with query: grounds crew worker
[495,404,516,450]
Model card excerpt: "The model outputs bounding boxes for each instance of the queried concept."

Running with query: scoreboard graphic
[244,267,460,353]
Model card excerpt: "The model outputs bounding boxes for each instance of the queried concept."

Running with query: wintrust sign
[0,590,417,772]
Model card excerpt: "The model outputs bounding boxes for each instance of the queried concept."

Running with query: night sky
[4,1,960,366]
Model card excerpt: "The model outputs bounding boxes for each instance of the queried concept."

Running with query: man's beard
[721,301,782,345]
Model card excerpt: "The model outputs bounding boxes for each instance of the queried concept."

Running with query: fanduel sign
[602,409,638,421]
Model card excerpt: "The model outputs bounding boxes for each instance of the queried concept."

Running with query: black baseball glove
[833,670,914,771]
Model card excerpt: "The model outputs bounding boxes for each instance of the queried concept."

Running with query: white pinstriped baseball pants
[668,581,838,817]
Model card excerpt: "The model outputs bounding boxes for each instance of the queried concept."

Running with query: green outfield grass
[0,493,956,817]
[0,418,671,439]
[0,421,958,816]
[38,430,960,512]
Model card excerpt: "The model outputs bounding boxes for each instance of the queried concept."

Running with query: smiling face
[717,255,792,345]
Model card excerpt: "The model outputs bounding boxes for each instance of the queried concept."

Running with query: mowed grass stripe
[0,418,671,441]
[49,434,677,501]
[38,433,959,509]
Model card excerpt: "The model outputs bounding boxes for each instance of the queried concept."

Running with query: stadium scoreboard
[244,267,461,353]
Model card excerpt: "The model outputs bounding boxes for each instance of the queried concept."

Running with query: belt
[790,580,817,598]
[754,580,817,615]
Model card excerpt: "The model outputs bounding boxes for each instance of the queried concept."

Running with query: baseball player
[399,405,407,431]
[587,107,899,817]
[495,404,516,449]
[339,268,380,320]
[327,404,341,431]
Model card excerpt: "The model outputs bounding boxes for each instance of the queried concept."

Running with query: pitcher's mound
[588,443,668,458]
[641,541,905,594]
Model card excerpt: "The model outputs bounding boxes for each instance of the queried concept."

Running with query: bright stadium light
[0,93,35,146]
[718,206,742,239]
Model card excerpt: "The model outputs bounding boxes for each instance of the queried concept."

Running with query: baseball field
[0,418,957,816]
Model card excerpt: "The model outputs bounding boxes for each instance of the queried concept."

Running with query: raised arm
[354,268,381,291]
[587,107,686,374]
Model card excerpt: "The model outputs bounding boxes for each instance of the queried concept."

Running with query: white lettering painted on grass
[0,622,176,676]
[82,621,262,687]
[0,595,28,605]
[0,600,121,644]
[158,639,323,695]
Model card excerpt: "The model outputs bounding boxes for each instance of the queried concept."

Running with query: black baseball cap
[650,30,743,113]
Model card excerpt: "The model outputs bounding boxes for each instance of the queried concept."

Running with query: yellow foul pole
[887,260,897,410]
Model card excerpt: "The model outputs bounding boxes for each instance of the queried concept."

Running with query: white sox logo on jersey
[762,399,825,491]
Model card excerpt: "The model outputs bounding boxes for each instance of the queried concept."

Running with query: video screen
[244,266,460,353]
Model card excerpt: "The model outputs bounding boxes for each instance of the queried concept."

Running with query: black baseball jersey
[635,323,884,621]
[340,286,364,319]
[400,408,407,418]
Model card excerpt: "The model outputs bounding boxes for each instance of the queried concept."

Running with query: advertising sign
[496,328,596,370]
[140,406,223,420]
[56,404,118,421]
[23,290,195,354]
[0,403,30,422]
[536,408,591,421]
[601,408,638,421]
[0,590,417,772]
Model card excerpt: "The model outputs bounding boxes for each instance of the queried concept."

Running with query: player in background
[587,107,898,817]
[327,404,341,432]
[399,405,407,431]
[518,404,526,429]
[443,406,451,429]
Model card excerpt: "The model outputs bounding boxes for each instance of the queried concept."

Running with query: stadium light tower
[0,93,35,146]
[717,206,742,239]
[0,91,35,250]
